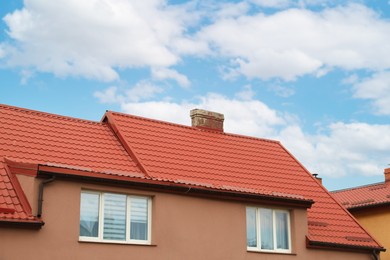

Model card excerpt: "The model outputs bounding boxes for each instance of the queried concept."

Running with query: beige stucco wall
[353,207,390,260]
[1,176,374,260]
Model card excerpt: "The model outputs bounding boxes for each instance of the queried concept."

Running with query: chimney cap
[312,173,323,184]
[190,109,224,120]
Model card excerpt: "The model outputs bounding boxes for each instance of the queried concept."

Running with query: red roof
[0,104,142,176]
[105,111,383,250]
[332,174,390,210]
[0,157,41,224]
[0,104,383,250]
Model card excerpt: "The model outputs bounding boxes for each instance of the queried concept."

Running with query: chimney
[385,168,390,182]
[190,109,224,132]
[312,173,322,185]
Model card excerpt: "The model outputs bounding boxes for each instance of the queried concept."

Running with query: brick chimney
[385,168,390,182]
[190,109,224,132]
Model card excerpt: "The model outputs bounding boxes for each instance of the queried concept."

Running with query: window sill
[247,249,296,255]
[79,238,156,247]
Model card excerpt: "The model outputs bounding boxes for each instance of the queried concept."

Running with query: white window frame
[79,190,152,245]
[246,207,291,253]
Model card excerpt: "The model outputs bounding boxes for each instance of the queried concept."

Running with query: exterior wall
[1,176,373,260]
[353,207,390,260]
[16,173,40,215]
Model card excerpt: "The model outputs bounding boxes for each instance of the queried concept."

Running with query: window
[246,207,291,253]
[79,191,151,244]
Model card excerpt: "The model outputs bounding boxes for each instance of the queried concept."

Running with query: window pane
[276,211,289,249]
[246,207,257,247]
[80,193,100,237]
[260,208,274,250]
[103,193,127,241]
[130,197,148,240]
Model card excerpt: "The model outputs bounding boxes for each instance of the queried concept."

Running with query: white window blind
[130,197,148,240]
[103,193,127,241]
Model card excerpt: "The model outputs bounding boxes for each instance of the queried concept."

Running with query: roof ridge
[0,103,101,125]
[331,181,385,193]
[107,110,280,144]
[104,112,150,177]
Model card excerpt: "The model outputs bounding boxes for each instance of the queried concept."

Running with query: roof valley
[103,112,151,178]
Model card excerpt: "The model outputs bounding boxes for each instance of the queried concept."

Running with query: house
[333,168,390,260]
[0,103,384,259]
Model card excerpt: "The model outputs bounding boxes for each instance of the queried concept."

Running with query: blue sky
[1,0,390,191]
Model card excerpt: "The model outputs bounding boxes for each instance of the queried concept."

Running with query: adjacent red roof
[332,173,390,210]
[0,104,142,176]
[0,157,41,224]
[0,103,383,251]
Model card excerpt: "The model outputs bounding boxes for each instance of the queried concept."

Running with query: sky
[1,0,390,191]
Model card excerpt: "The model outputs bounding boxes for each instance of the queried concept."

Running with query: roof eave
[0,219,44,230]
[37,164,314,209]
[347,202,390,212]
[306,237,385,253]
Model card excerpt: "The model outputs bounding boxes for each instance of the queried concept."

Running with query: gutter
[37,175,56,218]
[347,202,390,212]
[372,251,379,260]
[37,166,314,209]
[306,238,385,253]
[0,219,44,229]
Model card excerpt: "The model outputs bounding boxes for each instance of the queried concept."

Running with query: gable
[0,158,42,227]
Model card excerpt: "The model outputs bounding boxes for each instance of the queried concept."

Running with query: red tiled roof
[104,111,382,250]
[0,104,383,250]
[332,178,390,210]
[0,158,40,224]
[0,104,142,176]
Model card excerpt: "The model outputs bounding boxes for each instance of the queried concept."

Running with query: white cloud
[151,67,190,88]
[122,100,192,125]
[125,81,164,102]
[352,71,390,115]
[94,86,122,104]
[235,85,256,100]
[120,92,286,137]
[0,44,6,59]
[278,122,390,178]
[197,4,390,81]
[94,81,164,104]
[20,69,34,85]
[2,2,390,84]
[214,2,250,19]
[250,0,292,8]
[251,0,365,9]
[1,0,192,81]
